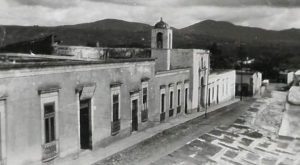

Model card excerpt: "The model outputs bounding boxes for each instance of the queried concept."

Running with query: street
[95,100,254,165]
[95,84,300,165]
[152,84,300,165]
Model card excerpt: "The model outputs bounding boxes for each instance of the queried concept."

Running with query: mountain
[1,19,300,79]
[1,19,300,48]
[60,19,151,32]
[180,20,300,45]
[0,19,152,48]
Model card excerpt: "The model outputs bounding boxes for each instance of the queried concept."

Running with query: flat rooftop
[210,69,235,75]
[0,53,154,70]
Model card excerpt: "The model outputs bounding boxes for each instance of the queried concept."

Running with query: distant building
[0,35,56,55]
[0,19,236,165]
[208,70,236,106]
[278,70,294,85]
[236,71,262,97]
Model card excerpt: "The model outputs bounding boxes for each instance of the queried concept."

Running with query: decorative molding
[0,94,7,100]
[141,77,150,82]
[38,85,61,95]
[160,85,166,89]
[168,83,174,87]
[110,81,122,88]
[129,88,141,95]
[176,81,182,85]
[75,83,96,93]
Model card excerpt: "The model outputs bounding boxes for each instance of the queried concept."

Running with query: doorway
[131,99,138,132]
[80,99,92,150]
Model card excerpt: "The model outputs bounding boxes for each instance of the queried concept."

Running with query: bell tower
[151,18,173,71]
[151,18,173,49]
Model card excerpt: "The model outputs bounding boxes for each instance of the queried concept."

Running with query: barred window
[112,94,119,122]
[44,103,56,143]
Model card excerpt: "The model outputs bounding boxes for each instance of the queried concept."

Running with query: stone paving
[151,89,300,165]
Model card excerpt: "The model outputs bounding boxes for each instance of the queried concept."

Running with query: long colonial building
[0,19,236,165]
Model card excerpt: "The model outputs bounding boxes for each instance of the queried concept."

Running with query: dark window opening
[113,94,119,122]
[80,99,92,149]
[170,91,173,109]
[161,93,165,113]
[177,89,181,106]
[142,87,147,109]
[157,32,163,48]
[132,99,138,131]
[44,103,55,143]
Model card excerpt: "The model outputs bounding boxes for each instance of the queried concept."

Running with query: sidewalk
[55,99,239,165]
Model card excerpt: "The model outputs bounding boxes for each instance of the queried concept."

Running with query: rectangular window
[111,84,121,136]
[141,81,149,122]
[142,87,147,110]
[177,89,181,106]
[39,90,59,161]
[161,93,165,113]
[184,88,188,113]
[112,94,119,122]
[160,87,166,121]
[184,81,189,114]
[170,91,173,109]
[44,102,56,143]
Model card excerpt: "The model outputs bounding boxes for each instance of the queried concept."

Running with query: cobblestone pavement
[95,100,254,165]
[151,86,300,165]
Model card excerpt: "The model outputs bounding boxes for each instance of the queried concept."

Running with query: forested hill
[1,19,300,79]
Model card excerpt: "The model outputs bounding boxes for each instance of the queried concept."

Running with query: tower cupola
[151,18,173,49]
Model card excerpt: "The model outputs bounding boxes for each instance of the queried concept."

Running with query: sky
[0,0,299,30]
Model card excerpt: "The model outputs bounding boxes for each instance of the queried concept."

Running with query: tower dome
[154,18,169,29]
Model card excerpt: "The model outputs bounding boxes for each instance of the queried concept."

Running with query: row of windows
[39,82,149,144]
[111,82,149,135]
[160,82,189,119]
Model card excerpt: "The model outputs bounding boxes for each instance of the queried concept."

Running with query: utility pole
[238,47,254,101]
[238,44,246,101]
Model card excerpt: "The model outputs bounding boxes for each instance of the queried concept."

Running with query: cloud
[9,0,80,8]
[175,0,300,7]
[0,0,299,30]
[87,0,300,7]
